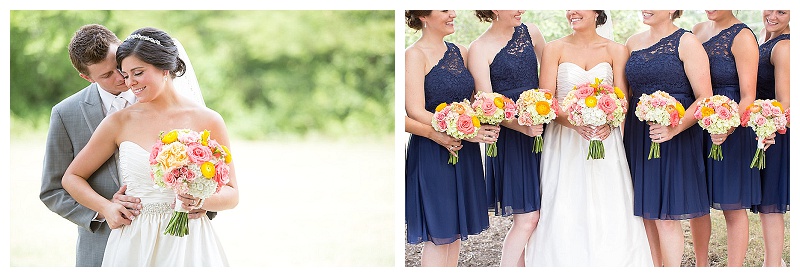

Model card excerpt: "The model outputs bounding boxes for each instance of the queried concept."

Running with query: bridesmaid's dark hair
[405,10,432,30]
[671,10,683,20]
[475,10,495,22]
[116,27,186,78]
[594,10,608,27]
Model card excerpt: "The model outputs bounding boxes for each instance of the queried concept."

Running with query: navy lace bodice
[489,23,539,101]
[756,34,790,99]
[424,42,475,112]
[626,29,694,105]
[703,23,754,100]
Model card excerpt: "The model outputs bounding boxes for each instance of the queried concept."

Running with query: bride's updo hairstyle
[475,10,495,22]
[116,27,186,79]
[593,10,608,27]
[405,10,432,30]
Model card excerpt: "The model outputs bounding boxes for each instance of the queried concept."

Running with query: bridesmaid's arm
[405,46,434,125]
[526,22,547,66]
[732,28,760,115]
[772,40,790,110]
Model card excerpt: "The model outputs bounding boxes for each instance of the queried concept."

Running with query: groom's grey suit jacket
[40,83,120,267]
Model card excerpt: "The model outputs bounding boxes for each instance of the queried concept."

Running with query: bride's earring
[163,75,167,82]
[424,21,427,28]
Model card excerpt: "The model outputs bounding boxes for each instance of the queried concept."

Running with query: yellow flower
[435,103,447,112]
[701,106,715,118]
[222,145,232,164]
[157,143,189,170]
[614,87,625,99]
[772,101,784,112]
[201,130,210,146]
[161,130,178,144]
[535,101,551,115]
[452,103,466,115]
[472,116,481,127]
[585,96,598,108]
[201,161,216,178]
[749,104,762,113]
[675,102,686,118]
[494,97,505,109]
[544,91,553,100]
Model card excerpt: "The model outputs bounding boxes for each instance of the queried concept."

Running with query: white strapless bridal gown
[102,141,228,266]
[525,62,652,266]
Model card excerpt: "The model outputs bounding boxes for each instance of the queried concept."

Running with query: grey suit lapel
[80,84,121,188]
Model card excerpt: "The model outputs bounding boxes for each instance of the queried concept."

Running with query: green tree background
[10,10,395,140]
[405,10,764,48]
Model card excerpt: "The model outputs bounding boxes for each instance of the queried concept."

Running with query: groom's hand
[187,208,208,219]
[113,185,142,218]
[102,202,134,229]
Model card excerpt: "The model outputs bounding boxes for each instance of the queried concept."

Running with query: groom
[39,24,211,267]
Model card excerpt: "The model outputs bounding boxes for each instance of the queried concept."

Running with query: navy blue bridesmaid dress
[752,33,790,214]
[485,23,542,216]
[623,29,710,220]
[701,23,761,210]
[406,42,489,245]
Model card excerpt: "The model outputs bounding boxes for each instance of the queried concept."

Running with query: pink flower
[518,112,533,126]
[740,111,750,127]
[456,114,476,134]
[702,117,713,127]
[214,163,230,192]
[437,118,448,130]
[597,95,617,114]
[434,110,448,122]
[755,115,767,126]
[575,87,594,99]
[481,98,497,115]
[187,143,213,164]
[669,111,680,127]
[717,106,732,120]
[149,142,163,165]
[599,84,614,94]
[178,131,201,144]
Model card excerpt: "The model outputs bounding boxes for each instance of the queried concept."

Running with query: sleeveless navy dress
[752,33,790,214]
[702,23,761,210]
[406,42,489,245]
[485,23,542,216]
[623,29,710,220]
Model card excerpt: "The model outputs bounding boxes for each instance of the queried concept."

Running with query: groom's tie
[108,96,128,115]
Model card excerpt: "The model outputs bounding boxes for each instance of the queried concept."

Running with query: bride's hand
[112,185,141,217]
[177,193,201,211]
[648,123,675,143]
[102,202,134,229]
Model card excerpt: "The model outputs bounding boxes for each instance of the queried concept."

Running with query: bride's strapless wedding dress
[525,62,652,266]
[102,141,228,266]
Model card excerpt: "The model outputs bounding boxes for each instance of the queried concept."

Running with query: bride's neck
[569,29,601,44]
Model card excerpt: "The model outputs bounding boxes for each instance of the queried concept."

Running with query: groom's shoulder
[52,84,95,112]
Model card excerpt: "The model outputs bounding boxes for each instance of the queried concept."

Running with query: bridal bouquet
[561,78,626,159]
[150,129,232,237]
[741,99,787,169]
[471,91,517,157]
[786,107,791,128]
[431,100,481,165]
[634,90,685,159]
[516,88,558,153]
[693,95,740,161]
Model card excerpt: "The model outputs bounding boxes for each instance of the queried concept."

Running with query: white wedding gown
[102,141,228,266]
[525,62,652,266]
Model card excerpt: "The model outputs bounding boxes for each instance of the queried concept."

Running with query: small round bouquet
[150,129,232,237]
[431,100,481,165]
[561,78,626,159]
[471,91,517,157]
[635,90,685,159]
[516,88,558,153]
[741,99,787,169]
[693,95,740,161]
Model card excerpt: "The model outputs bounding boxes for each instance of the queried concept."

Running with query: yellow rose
[157,143,189,170]
[161,130,178,144]
[201,161,216,178]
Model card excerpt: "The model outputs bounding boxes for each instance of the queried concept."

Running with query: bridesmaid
[466,10,546,267]
[404,10,499,267]
[689,10,761,267]
[623,10,712,267]
[752,9,790,267]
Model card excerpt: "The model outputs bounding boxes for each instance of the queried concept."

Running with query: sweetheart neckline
[120,141,150,153]
[558,61,611,71]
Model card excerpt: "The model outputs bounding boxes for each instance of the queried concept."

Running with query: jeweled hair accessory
[126,34,162,45]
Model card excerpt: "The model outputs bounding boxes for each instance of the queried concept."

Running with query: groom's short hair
[68,24,121,76]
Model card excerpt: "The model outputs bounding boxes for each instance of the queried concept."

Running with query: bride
[62,27,238,266]
[525,10,652,266]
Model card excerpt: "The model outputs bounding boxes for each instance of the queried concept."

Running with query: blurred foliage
[406,10,764,47]
[10,10,395,140]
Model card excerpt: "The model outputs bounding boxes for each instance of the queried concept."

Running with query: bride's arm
[200,110,239,212]
[540,41,573,130]
[62,113,134,229]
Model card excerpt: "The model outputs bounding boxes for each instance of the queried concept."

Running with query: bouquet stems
[750,139,766,169]
[486,143,498,157]
[448,151,459,165]
[648,142,660,160]
[587,139,605,160]
[532,135,544,153]
[164,195,190,237]
[709,144,723,161]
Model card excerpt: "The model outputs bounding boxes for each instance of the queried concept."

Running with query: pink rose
[456,114,476,134]
[600,84,614,94]
[163,167,181,186]
[437,118,448,130]
[702,117,712,127]
[575,87,594,99]
[178,131,201,144]
[179,166,196,182]
[434,110,448,122]
[740,111,750,127]
[150,142,163,165]
[716,106,732,120]
[669,111,680,127]
[755,115,767,126]
[214,163,231,192]
[518,112,533,126]
[481,98,497,116]
[694,106,704,120]
[187,143,213,164]
[597,95,617,114]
